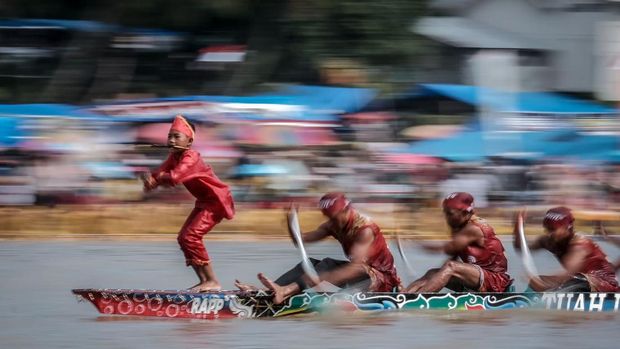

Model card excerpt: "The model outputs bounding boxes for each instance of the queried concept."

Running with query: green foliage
[283,0,428,65]
[0,0,252,31]
[0,0,431,99]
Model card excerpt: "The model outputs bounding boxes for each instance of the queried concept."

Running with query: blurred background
[2,0,620,239]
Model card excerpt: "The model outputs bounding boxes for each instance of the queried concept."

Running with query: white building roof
[413,16,550,50]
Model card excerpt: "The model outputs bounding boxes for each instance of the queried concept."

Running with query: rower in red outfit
[594,221,620,271]
[142,115,234,292]
[514,207,619,292]
[237,192,401,304]
[405,192,512,293]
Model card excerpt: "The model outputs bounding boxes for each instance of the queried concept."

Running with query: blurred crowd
[1,105,620,213]
[1,3,620,216]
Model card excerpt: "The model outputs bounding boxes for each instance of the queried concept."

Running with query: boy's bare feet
[189,281,221,293]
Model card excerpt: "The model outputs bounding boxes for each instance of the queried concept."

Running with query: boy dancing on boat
[236,192,401,304]
[142,115,235,292]
[404,192,512,293]
[514,207,618,292]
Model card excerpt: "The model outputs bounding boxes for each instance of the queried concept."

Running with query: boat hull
[72,289,620,319]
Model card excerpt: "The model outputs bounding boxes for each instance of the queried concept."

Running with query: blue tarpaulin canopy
[410,84,617,114]
[586,150,620,163]
[264,85,377,114]
[0,19,184,37]
[402,128,619,162]
[170,85,376,120]
[0,104,106,120]
[541,132,618,158]
[403,129,512,162]
[0,117,26,147]
[89,85,376,123]
[82,162,136,179]
[232,164,288,177]
[207,85,375,122]
[0,19,117,32]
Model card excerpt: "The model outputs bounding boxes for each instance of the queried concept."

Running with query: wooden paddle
[517,210,540,278]
[395,231,416,279]
[287,206,321,285]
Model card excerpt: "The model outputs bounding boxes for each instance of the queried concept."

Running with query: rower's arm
[349,227,374,264]
[417,241,447,253]
[512,214,545,251]
[561,244,588,276]
[442,226,481,255]
[285,210,330,246]
[301,225,331,243]
[527,275,564,292]
[286,218,330,245]
[528,244,589,291]
[594,221,620,248]
[513,233,546,252]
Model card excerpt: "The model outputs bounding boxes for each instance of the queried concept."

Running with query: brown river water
[1,239,619,349]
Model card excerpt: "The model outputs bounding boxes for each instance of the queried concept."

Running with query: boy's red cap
[319,192,350,218]
[442,192,474,212]
[543,206,574,230]
[170,115,194,139]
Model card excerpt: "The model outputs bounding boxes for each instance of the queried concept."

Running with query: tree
[0,0,431,100]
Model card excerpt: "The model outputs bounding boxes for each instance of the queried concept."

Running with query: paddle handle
[288,207,320,284]
[517,212,539,277]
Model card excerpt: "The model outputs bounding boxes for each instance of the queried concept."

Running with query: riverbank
[1,204,619,240]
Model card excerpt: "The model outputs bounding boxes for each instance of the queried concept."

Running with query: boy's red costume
[149,116,234,266]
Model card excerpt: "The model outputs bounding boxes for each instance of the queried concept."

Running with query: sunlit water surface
[1,239,619,349]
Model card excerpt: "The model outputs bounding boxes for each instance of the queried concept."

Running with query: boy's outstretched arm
[144,153,176,191]
[141,173,158,192]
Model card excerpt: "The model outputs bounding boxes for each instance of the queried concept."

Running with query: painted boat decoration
[72,289,620,319]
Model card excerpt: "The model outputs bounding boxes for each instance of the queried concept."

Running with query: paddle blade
[313,281,341,292]
[518,212,539,277]
[288,207,320,283]
[396,234,415,278]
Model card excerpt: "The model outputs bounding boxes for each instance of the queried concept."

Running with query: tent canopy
[0,117,26,147]
[87,85,376,123]
[0,18,116,32]
[408,84,617,114]
[401,128,619,162]
[414,17,549,50]
[0,104,106,120]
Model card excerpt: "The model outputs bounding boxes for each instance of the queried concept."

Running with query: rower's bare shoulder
[317,221,334,235]
[450,224,483,247]
[462,222,484,237]
[567,234,591,250]
[356,226,375,240]
[537,234,551,248]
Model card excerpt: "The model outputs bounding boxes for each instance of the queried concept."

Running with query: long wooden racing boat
[72,289,620,319]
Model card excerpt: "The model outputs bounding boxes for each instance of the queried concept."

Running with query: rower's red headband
[319,192,350,218]
[170,115,194,139]
[543,206,574,230]
[442,192,474,212]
